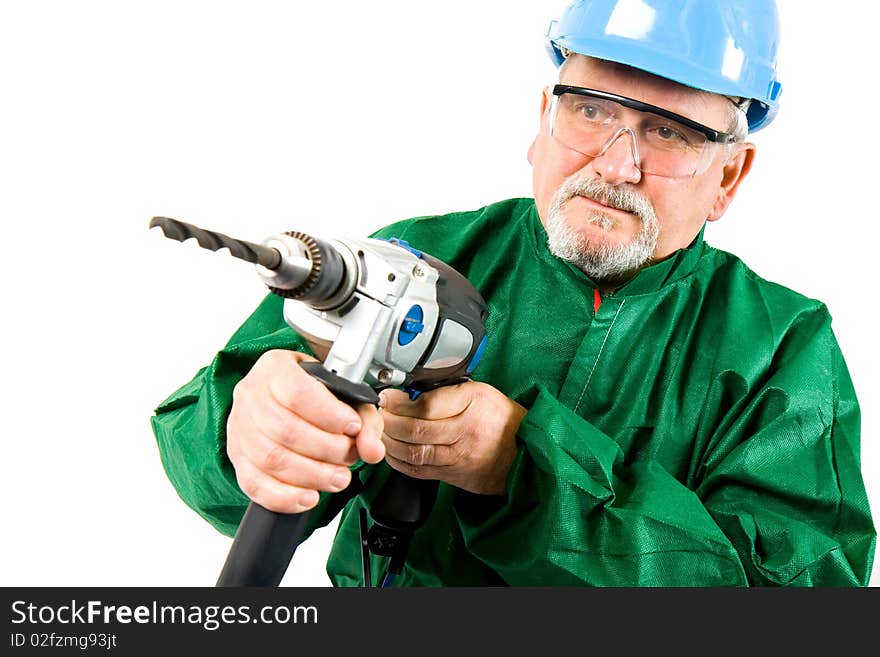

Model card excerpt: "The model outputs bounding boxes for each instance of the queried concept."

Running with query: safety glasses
[550,84,738,178]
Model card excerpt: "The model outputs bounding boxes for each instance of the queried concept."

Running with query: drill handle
[215,364,377,587]
[215,502,309,587]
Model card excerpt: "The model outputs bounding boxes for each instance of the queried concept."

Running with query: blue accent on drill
[466,334,488,374]
[397,305,424,346]
[380,236,423,258]
[403,388,422,401]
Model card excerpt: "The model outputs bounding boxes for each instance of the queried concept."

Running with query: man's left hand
[378,381,526,496]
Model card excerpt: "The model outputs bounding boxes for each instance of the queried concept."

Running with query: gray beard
[545,176,659,282]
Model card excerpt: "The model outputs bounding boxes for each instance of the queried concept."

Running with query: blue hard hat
[546,0,783,131]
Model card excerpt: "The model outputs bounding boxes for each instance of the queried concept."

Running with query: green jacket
[152,197,876,586]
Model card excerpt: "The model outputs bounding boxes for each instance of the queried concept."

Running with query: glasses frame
[552,84,738,145]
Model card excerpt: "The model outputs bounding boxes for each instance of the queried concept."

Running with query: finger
[384,453,444,481]
[378,384,473,420]
[261,351,363,436]
[382,433,455,467]
[248,392,359,465]
[355,403,385,464]
[232,460,323,514]
[238,431,353,494]
[380,410,460,446]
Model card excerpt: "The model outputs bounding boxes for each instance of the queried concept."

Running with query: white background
[1,1,876,587]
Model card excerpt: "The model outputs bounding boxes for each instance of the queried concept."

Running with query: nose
[587,127,642,185]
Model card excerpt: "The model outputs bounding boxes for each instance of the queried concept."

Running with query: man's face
[529,55,752,284]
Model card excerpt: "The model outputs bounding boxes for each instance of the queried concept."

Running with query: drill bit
[149,216,282,270]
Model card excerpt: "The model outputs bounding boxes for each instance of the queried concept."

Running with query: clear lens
[551,93,717,177]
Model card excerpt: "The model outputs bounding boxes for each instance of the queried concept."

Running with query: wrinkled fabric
[151,197,876,586]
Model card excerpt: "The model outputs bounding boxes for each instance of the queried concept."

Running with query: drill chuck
[261,231,350,306]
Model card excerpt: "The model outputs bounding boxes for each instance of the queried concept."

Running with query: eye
[579,104,601,120]
[643,121,705,151]
[569,99,612,122]
[654,125,688,144]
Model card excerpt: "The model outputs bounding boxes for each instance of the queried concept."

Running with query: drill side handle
[215,364,377,587]
[215,502,309,587]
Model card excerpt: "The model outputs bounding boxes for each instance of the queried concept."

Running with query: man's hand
[378,381,526,496]
[226,350,385,514]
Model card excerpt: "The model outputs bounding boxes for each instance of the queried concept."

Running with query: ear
[528,87,553,165]
[707,143,756,222]
[539,85,551,116]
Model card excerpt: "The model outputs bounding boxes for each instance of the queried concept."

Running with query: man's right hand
[226,349,385,513]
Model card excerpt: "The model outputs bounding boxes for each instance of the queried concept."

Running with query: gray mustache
[565,178,653,220]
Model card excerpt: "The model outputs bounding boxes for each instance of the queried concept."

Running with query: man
[152,0,875,585]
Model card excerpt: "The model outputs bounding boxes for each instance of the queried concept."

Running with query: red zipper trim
[593,288,602,314]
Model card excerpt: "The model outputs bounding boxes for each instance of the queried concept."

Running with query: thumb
[355,403,385,464]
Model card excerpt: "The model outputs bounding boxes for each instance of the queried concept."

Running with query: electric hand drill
[150,217,488,587]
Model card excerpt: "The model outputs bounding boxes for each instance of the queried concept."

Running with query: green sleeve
[455,308,875,586]
[150,293,339,538]
[698,309,875,585]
